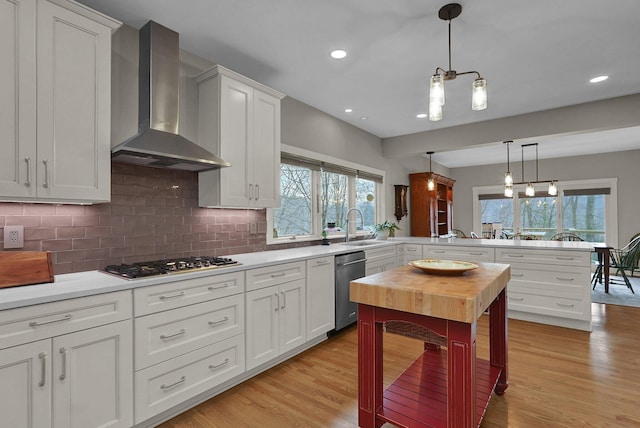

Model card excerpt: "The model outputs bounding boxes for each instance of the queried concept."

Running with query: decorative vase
[376,230,389,240]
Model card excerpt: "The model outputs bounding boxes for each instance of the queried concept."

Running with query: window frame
[472,178,618,247]
[267,145,385,245]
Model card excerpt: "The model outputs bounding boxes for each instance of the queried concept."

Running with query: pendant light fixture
[429,3,487,121]
[427,151,436,191]
[503,142,558,198]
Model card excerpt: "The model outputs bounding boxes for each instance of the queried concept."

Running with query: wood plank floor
[158,303,640,428]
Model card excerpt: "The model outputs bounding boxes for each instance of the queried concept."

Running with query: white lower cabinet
[306,256,335,340]
[423,244,494,263]
[365,245,397,276]
[245,263,306,371]
[396,243,423,266]
[0,316,132,428]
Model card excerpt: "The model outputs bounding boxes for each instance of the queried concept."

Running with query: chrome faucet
[345,208,364,242]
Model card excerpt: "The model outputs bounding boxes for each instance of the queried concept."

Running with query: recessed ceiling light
[330,49,347,59]
[416,113,428,119]
[345,108,353,113]
[590,75,608,83]
[360,116,368,120]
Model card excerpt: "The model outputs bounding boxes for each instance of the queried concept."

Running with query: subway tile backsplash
[0,163,269,274]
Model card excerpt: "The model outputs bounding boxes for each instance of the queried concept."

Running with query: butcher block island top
[350,262,510,323]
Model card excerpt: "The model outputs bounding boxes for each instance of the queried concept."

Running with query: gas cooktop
[103,256,240,279]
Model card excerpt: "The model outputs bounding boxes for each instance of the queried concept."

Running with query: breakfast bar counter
[350,262,510,428]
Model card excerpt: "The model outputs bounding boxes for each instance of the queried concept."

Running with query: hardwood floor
[158,303,640,427]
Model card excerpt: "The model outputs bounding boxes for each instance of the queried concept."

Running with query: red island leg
[447,320,476,428]
[358,304,383,428]
[489,288,509,395]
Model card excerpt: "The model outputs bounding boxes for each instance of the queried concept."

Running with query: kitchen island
[350,262,510,428]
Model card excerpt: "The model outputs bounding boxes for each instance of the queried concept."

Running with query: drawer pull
[159,291,185,301]
[270,272,286,278]
[281,291,286,309]
[407,248,417,252]
[511,273,524,277]
[209,358,230,370]
[313,261,331,267]
[59,348,67,381]
[29,314,72,328]
[555,302,575,308]
[508,296,524,301]
[469,252,484,256]
[556,256,575,261]
[160,376,186,391]
[208,284,229,291]
[507,254,524,258]
[208,316,230,327]
[432,250,446,254]
[160,329,186,340]
[38,353,46,387]
[556,277,575,282]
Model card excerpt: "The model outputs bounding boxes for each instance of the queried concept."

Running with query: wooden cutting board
[0,251,54,289]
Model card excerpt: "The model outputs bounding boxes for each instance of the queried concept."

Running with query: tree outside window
[274,164,312,237]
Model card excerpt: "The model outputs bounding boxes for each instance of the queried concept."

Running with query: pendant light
[427,151,436,191]
[502,141,558,197]
[429,3,487,121]
[503,141,513,186]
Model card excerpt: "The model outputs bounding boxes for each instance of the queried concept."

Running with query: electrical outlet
[4,225,24,249]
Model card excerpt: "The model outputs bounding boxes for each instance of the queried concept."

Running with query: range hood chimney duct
[111,21,230,171]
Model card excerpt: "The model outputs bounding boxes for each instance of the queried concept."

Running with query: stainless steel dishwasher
[334,251,366,331]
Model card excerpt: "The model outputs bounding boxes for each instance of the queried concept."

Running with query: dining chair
[608,235,640,293]
[550,232,584,241]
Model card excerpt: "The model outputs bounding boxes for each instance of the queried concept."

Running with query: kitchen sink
[342,241,380,247]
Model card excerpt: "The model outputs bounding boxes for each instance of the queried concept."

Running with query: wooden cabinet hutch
[409,172,455,237]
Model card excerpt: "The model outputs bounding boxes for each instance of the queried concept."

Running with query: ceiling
[77,0,640,167]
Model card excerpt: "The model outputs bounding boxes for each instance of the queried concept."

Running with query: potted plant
[321,230,330,245]
[372,221,401,240]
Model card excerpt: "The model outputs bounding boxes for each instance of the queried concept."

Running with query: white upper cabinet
[0,0,120,203]
[196,65,285,208]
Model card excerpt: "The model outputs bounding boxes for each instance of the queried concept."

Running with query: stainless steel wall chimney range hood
[111,21,230,171]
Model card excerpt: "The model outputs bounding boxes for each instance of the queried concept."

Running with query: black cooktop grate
[103,256,239,279]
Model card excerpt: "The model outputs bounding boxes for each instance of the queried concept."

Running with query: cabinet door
[0,339,51,428]
[245,286,279,370]
[52,320,133,428]
[36,0,112,202]
[306,257,335,339]
[219,75,253,206]
[252,89,281,207]
[279,279,306,354]
[0,0,37,199]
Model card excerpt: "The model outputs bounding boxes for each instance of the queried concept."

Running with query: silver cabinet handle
[312,261,331,267]
[29,314,73,328]
[38,352,46,387]
[556,277,575,281]
[407,248,418,252]
[270,272,286,278]
[209,358,230,370]
[159,291,185,301]
[340,258,367,267]
[248,184,254,200]
[555,302,575,308]
[281,291,286,309]
[508,296,524,301]
[25,157,32,187]
[160,376,186,391]
[42,159,49,188]
[556,256,575,261]
[160,329,186,340]
[507,254,524,258]
[208,316,229,327]
[208,284,229,291]
[511,273,524,277]
[432,250,446,254]
[59,348,66,381]
[469,252,484,256]
[348,311,356,319]
[275,293,279,311]
[255,184,260,200]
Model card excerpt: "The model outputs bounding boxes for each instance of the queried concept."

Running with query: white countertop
[0,237,597,311]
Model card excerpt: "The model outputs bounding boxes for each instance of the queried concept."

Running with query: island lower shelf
[379,349,501,428]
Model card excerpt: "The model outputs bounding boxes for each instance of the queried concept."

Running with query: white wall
[450,149,640,244]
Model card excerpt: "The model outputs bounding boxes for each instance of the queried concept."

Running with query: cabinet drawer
[508,266,591,295]
[423,245,494,263]
[507,291,589,321]
[496,248,590,267]
[135,294,244,370]
[246,261,306,292]
[365,246,397,263]
[133,271,244,316]
[0,291,131,350]
[134,334,244,423]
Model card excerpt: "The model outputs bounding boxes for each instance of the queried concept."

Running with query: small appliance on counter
[102,256,240,279]
[0,251,54,289]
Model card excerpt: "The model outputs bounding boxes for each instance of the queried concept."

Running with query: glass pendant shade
[427,178,435,191]
[504,172,513,186]
[504,186,513,198]
[548,181,558,196]
[429,101,443,121]
[430,74,445,106]
[471,78,487,111]
[525,183,535,197]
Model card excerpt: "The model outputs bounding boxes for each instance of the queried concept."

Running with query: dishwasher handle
[337,258,367,267]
